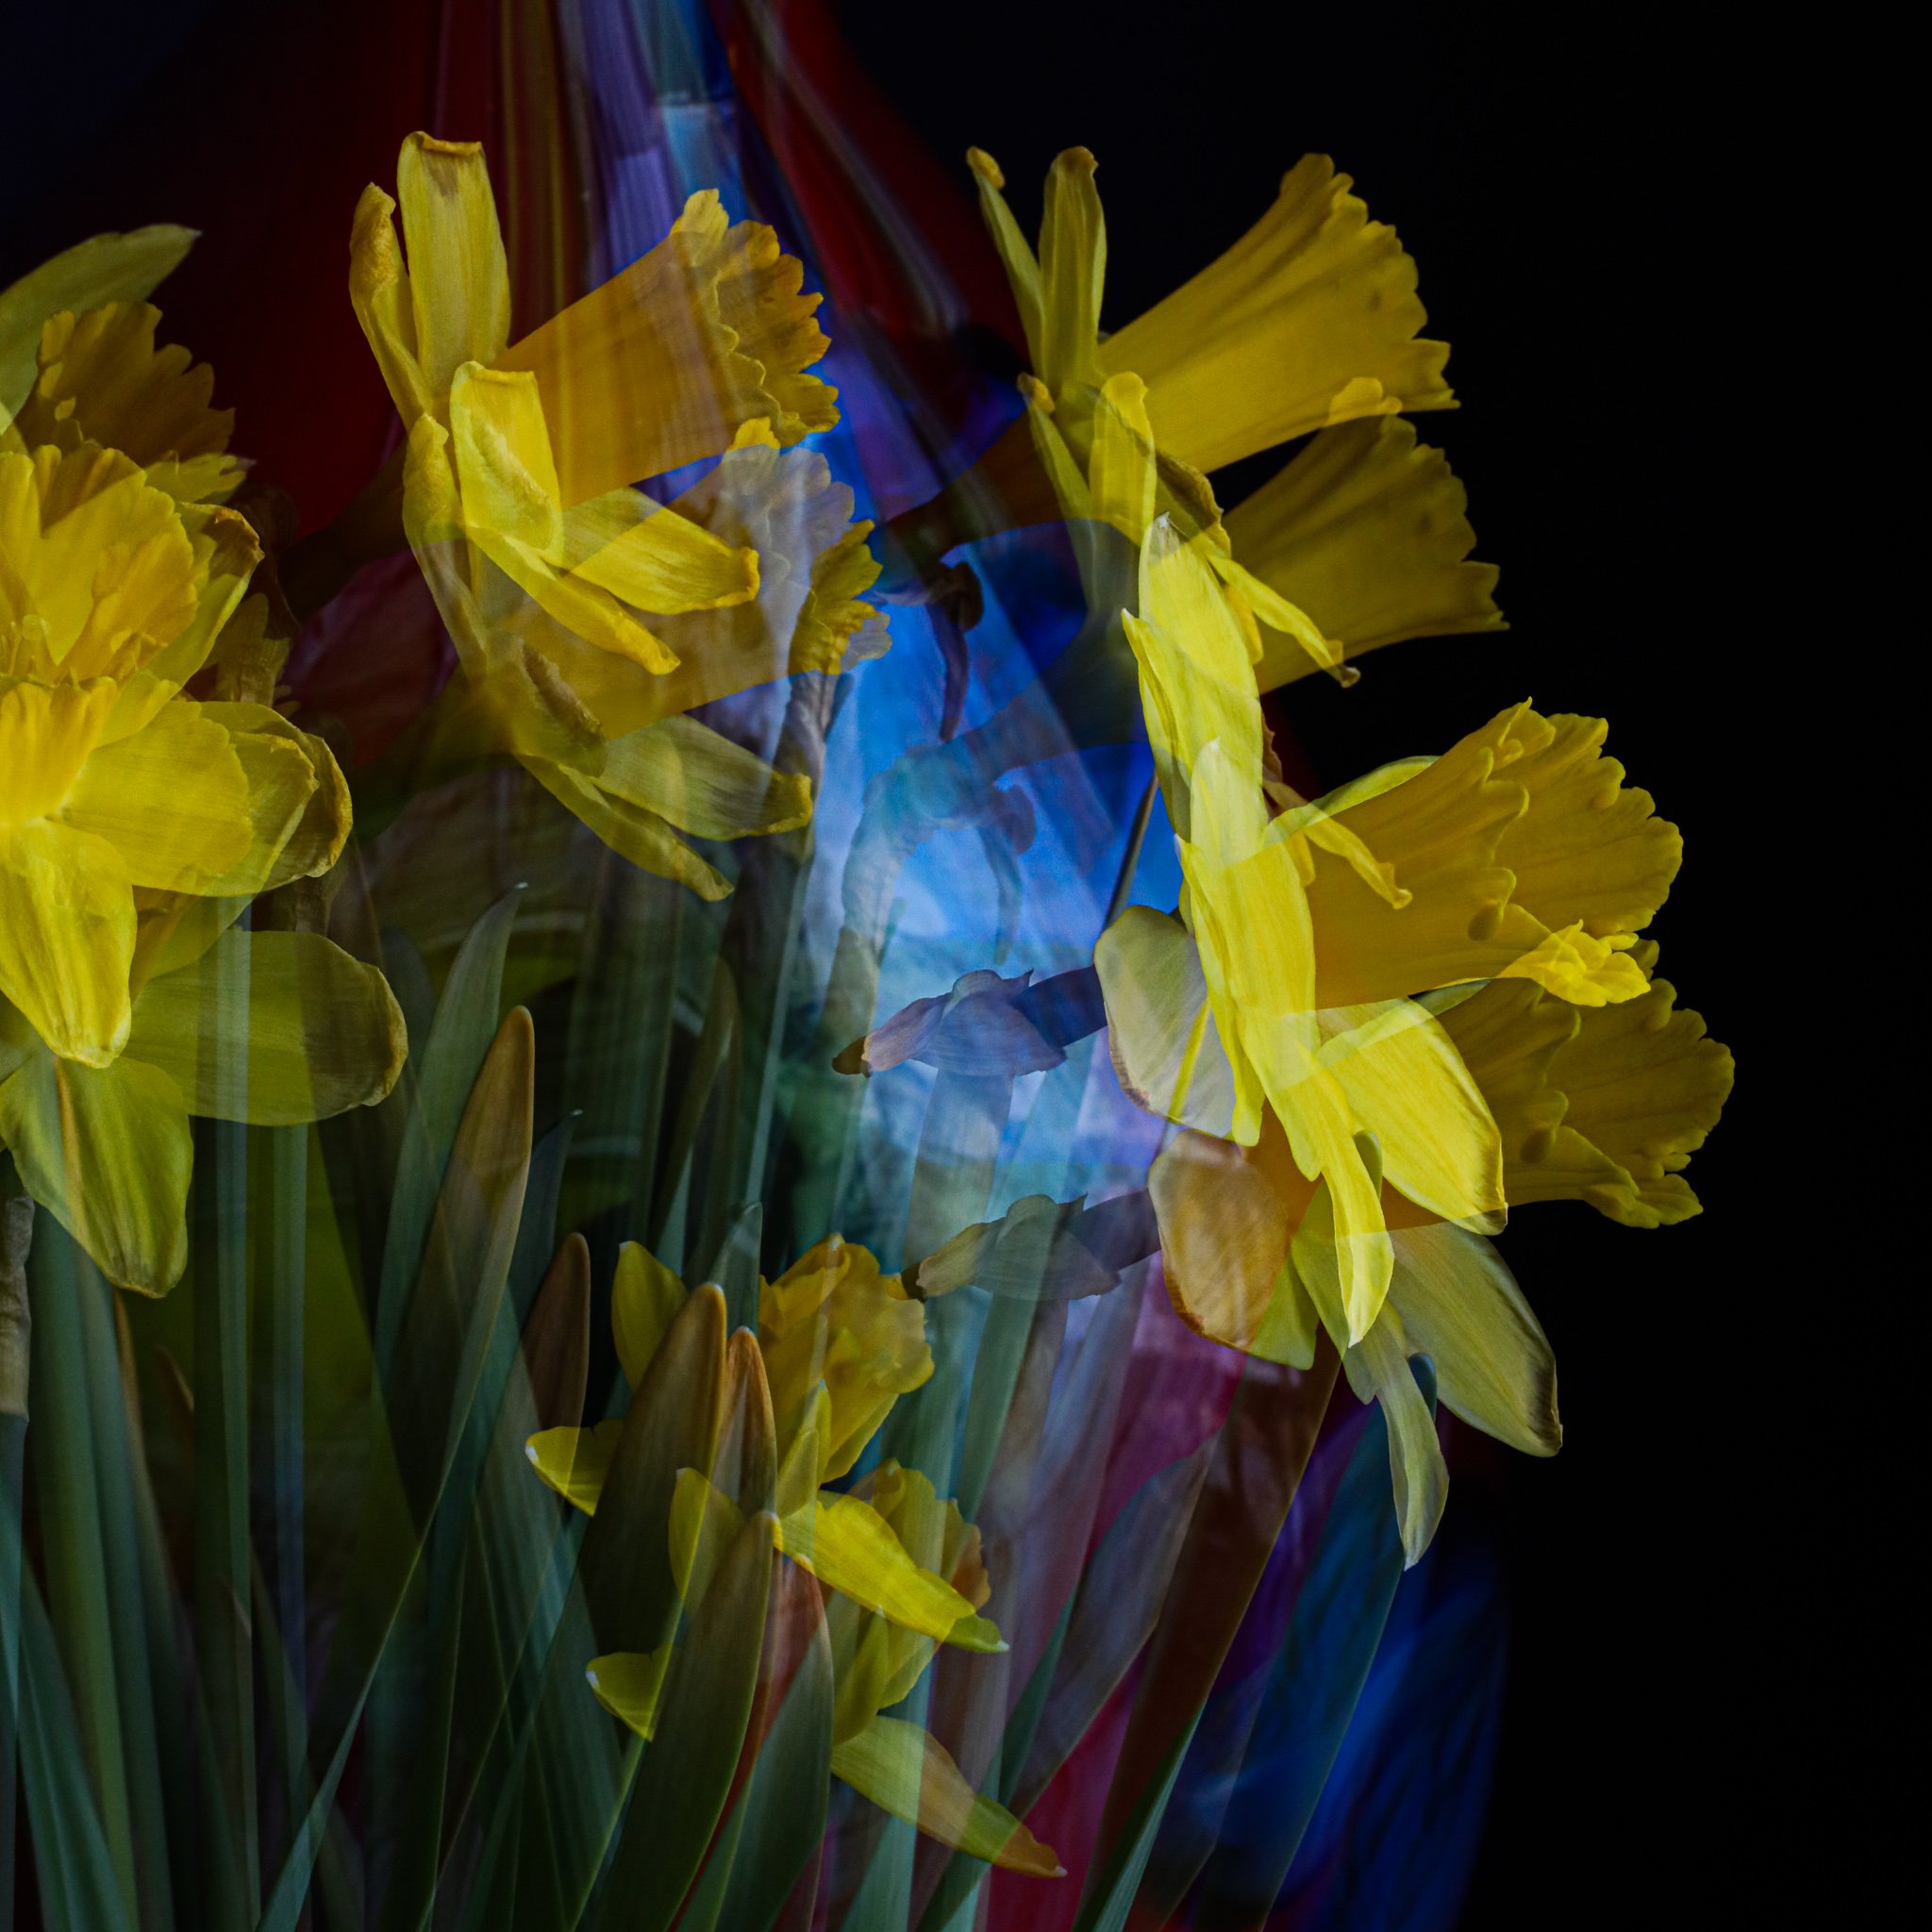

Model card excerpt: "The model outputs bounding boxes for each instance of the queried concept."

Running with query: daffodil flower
[525,1236,986,1648]
[352,133,869,897]
[1146,946,1731,1561]
[0,441,345,1065]
[1092,516,1503,1342]
[932,146,1496,687]
[0,919,405,1293]
[524,1235,1055,1871]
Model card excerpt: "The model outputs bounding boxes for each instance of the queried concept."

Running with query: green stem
[29,1220,140,1918]
[193,1115,259,1931]
[0,1191,31,1932]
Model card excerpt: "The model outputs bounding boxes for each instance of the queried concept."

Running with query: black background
[1,0,1801,1921]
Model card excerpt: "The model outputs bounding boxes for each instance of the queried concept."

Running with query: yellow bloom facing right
[948,145,1496,688]
[353,133,868,899]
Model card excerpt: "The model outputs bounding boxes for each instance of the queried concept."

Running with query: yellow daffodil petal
[17,302,243,504]
[130,892,248,992]
[450,361,565,559]
[395,134,512,407]
[778,1492,991,1646]
[0,1043,190,1293]
[791,515,887,673]
[830,1608,924,1747]
[1089,371,1158,542]
[0,445,199,685]
[611,1240,689,1389]
[861,1460,992,1607]
[525,1417,625,1515]
[758,1238,930,1479]
[0,820,134,1066]
[122,929,406,1125]
[1038,148,1106,398]
[478,525,680,672]
[1304,704,1674,1008]
[1206,546,1348,679]
[520,758,733,901]
[1498,924,1647,1007]
[1387,1224,1559,1457]
[1094,906,1241,1138]
[0,224,195,423]
[597,715,812,841]
[831,1716,1062,1877]
[1225,417,1501,690]
[1101,155,1453,474]
[1492,711,1681,941]
[0,675,116,820]
[1316,1001,1503,1228]
[1441,963,1732,1227]
[58,701,258,891]
[105,505,263,736]
[198,705,352,891]
[563,491,758,615]
[774,1383,831,1520]
[585,1645,675,1741]
[1131,518,1265,821]
[669,1466,750,1609]
[1282,1098,1392,1344]
[494,189,835,505]
[965,148,1044,371]
[350,185,432,427]
[1270,792,1407,908]
[523,444,880,740]
[1341,1305,1447,1568]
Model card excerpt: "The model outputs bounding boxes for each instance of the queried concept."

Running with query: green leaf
[13,1563,139,1932]
[375,888,524,1379]
[590,1509,774,1932]
[575,1282,725,1656]
[260,1008,533,1932]
[684,1564,834,1932]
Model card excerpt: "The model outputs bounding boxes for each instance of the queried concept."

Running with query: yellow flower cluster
[525,1235,1057,1875]
[970,148,1732,1563]
[351,134,888,901]
[0,233,404,1293]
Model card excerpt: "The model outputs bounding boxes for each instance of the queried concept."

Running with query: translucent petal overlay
[17,301,243,503]
[494,188,836,502]
[1224,416,1502,689]
[1150,1119,1316,1362]
[1096,906,1241,1139]
[350,134,510,428]
[0,818,135,1065]
[124,928,407,1125]
[611,1240,689,1387]
[830,1717,1062,1877]
[1386,1223,1559,1457]
[0,1041,191,1292]
[60,700,268,892]
[1100,155,1454,474]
